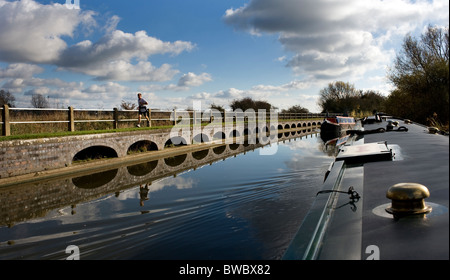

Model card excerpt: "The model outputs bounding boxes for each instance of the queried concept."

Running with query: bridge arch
[127,140,158,154]
[164,154,187,167]
[164,136,188,148]
[230,130,240,138]
[193,133,209,144]
[192,149,209,160]
[213,145,226,155]
[229,143,240,150]
[127,160,158,176]
[213,131,226,140]
[72,145,118,163]
[72,168,119,189]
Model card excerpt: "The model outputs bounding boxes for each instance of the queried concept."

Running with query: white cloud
[84,82,129,94]
[1,75,70,93]
[224,0,449,81]
[177,72,212,87]
[138,72,212,92]
[0,1,195,82]
[251,80,312,92]
[23,86,51,97]
[0,1,197,108]
[276,56,287,62]
[103,15,121,34]
[21,80,132,108]
[1,78,26,92]
[57,30,195,81]
[175,79,319,111]
[0,0,95,63]
[58,30,195,68]
[24,84,89,100]
[75,60,180,82]
[214,88,246,100]
[0,63,44,79]
[189,92,212,100]
[0,62,83,93]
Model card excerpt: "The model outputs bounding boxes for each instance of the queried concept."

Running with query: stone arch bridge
[0,120,321,179]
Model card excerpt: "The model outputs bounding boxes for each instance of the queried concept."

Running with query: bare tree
[119,100,138,110]
[281,105,309,114]
[230,97,274,111]
[317,81,360,113]
[31,94,49,108]
[387,25,449,124]
[0,89,16,107]
[210,103,225,112]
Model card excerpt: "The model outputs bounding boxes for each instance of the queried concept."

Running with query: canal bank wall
[0,120,321,180]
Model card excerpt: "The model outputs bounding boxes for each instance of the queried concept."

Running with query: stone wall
[0,121,320,179]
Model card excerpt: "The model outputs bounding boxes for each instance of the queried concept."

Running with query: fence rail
[1,105,335,137]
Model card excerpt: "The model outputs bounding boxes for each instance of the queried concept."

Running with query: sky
[0,0,448,112]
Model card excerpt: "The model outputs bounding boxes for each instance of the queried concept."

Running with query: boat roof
[284,118,449,260]
[327,116,354,119]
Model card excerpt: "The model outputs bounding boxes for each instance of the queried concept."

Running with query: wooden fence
[1,105,333,137]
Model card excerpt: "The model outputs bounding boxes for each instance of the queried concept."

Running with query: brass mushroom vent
[386,183,432,216]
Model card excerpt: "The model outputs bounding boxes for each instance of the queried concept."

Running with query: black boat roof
[284,118,449,260]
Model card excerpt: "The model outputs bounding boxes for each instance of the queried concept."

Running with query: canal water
[0,131,339,260]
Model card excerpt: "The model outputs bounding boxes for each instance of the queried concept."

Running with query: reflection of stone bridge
[0,120,321,179]
[0,129,320,227]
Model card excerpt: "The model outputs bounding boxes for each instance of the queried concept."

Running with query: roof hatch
[336,141,393,164]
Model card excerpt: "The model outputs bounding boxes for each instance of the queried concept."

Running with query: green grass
[1,118,322,142]
[0,125,175,142]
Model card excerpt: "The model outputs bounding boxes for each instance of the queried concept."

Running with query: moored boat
[320,116,356,139]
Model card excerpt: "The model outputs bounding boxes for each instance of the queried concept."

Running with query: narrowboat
[284,117,449,260]
[320,116,356,139]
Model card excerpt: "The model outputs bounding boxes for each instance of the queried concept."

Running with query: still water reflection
[0,130,339,260]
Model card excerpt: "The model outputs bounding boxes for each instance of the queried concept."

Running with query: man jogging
[137,92,150,127]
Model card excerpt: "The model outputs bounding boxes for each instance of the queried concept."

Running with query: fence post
[173,109,177,126]
[148,108,152,127]
[68,106,75,132]
[113,108,119,129]
[2,104,10,136]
